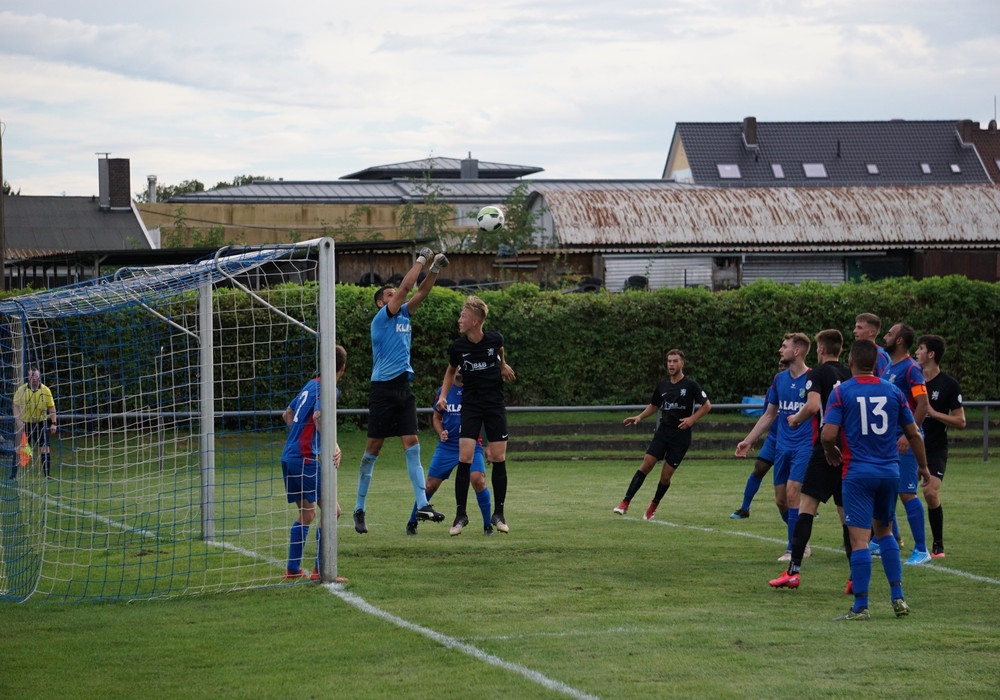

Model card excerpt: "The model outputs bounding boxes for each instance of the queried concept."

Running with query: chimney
[957,119,976,148]
[460,152,479,179]
[97,155,132,210]
[742,116,758,150]
[147,175,158,203]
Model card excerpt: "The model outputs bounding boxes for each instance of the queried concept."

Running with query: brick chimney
[957,119,976,148]
[742,116,758,150]
[98,156,132,210]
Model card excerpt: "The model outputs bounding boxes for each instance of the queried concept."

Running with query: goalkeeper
[352,247,450,534]
[11,368,58,480]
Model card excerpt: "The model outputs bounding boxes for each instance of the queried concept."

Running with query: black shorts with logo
[367,374,419,439]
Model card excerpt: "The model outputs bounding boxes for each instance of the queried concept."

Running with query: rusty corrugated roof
[534,184,1000,250]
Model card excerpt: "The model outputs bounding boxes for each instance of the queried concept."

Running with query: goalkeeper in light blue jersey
[352,248,450,535]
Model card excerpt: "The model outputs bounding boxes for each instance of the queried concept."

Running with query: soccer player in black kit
[437,296,516,532]
[915,334,965,557]
[613,349,712,521]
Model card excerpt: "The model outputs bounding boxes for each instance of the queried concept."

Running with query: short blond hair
[464,295,488,322]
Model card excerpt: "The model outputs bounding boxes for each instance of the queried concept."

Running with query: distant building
[3,157,154,288]
[663,117,998,186]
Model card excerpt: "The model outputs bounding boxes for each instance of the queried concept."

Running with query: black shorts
[645,431,691,469]
[926,447,948,481]
[459,401,508,443]
[367,375,419,439]
[25,422,51,449]
[800,449,843,507]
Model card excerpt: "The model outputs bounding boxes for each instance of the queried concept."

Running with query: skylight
[866,164,879,175]
[950,164,961,173]
[771,164,785,179]
[803,163,827,178]
[717,164,741,179]
[921,163,932,174]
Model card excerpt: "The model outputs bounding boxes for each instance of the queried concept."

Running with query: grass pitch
[3,432,999,699]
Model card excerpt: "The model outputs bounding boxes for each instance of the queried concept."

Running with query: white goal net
[0,239,339,602]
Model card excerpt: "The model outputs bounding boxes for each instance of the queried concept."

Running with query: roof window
[803,163,827,178]
[921,163,932,174]
[866,164,879,175]
[771,164,785,179]
[950,164,961,173]
[717,164,741,179]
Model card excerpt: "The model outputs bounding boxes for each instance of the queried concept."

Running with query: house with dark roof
[663,117,997,186]
[3,157,155,288]
[959,118,1000,183]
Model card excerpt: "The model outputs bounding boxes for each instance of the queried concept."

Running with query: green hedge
[331,276,1000,409]
[27,276,999,418]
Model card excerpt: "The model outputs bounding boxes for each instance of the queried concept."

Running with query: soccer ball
[477,205,505,232]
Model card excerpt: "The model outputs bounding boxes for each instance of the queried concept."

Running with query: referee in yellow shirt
[11,368,57,480]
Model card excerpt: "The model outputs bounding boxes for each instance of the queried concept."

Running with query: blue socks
[904,497,927,552]
[404,444,428,507]
[877,534,904,600]
[787,507,799,551]
[849,547,873,611]
[476,487,492,528]
[355,452,377,512]
[314,526,321,572]
[287,521,309,573]
[741,473,763,512]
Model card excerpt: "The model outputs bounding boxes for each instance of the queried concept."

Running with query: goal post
[0,238,339,602]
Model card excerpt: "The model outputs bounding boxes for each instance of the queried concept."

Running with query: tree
[397,161,455,249]
[212,174,272,190]
[322,205,383,243]
[476,181,546,252]
[135,175,273,203]
[135,179,205,203]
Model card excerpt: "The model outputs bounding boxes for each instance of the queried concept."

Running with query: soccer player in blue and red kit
[822,339,929,621]
[281,344,347,582]
[736,333,812,560]
[730,360,787,520]
[882,322,932,565]
[407,373,493,536]
[613,349,712,520]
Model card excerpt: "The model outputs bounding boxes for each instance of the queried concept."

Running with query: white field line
[630,516,1000,586]
[25,485,998,698]
[23,488,599,699]
[327,585,600,700]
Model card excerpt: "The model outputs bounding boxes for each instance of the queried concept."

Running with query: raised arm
[386,247,433,316]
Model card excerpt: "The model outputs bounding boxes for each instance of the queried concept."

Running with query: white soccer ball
[477,205,505,233]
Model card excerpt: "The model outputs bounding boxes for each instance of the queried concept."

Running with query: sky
[1,0,998,196]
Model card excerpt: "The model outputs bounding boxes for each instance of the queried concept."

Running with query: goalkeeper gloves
[416,247,434,265]
[429,253,449,274]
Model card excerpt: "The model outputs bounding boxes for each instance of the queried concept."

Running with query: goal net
[0,239,339,602]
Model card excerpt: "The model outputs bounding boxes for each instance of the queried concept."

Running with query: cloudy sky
[2,1,997,196]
